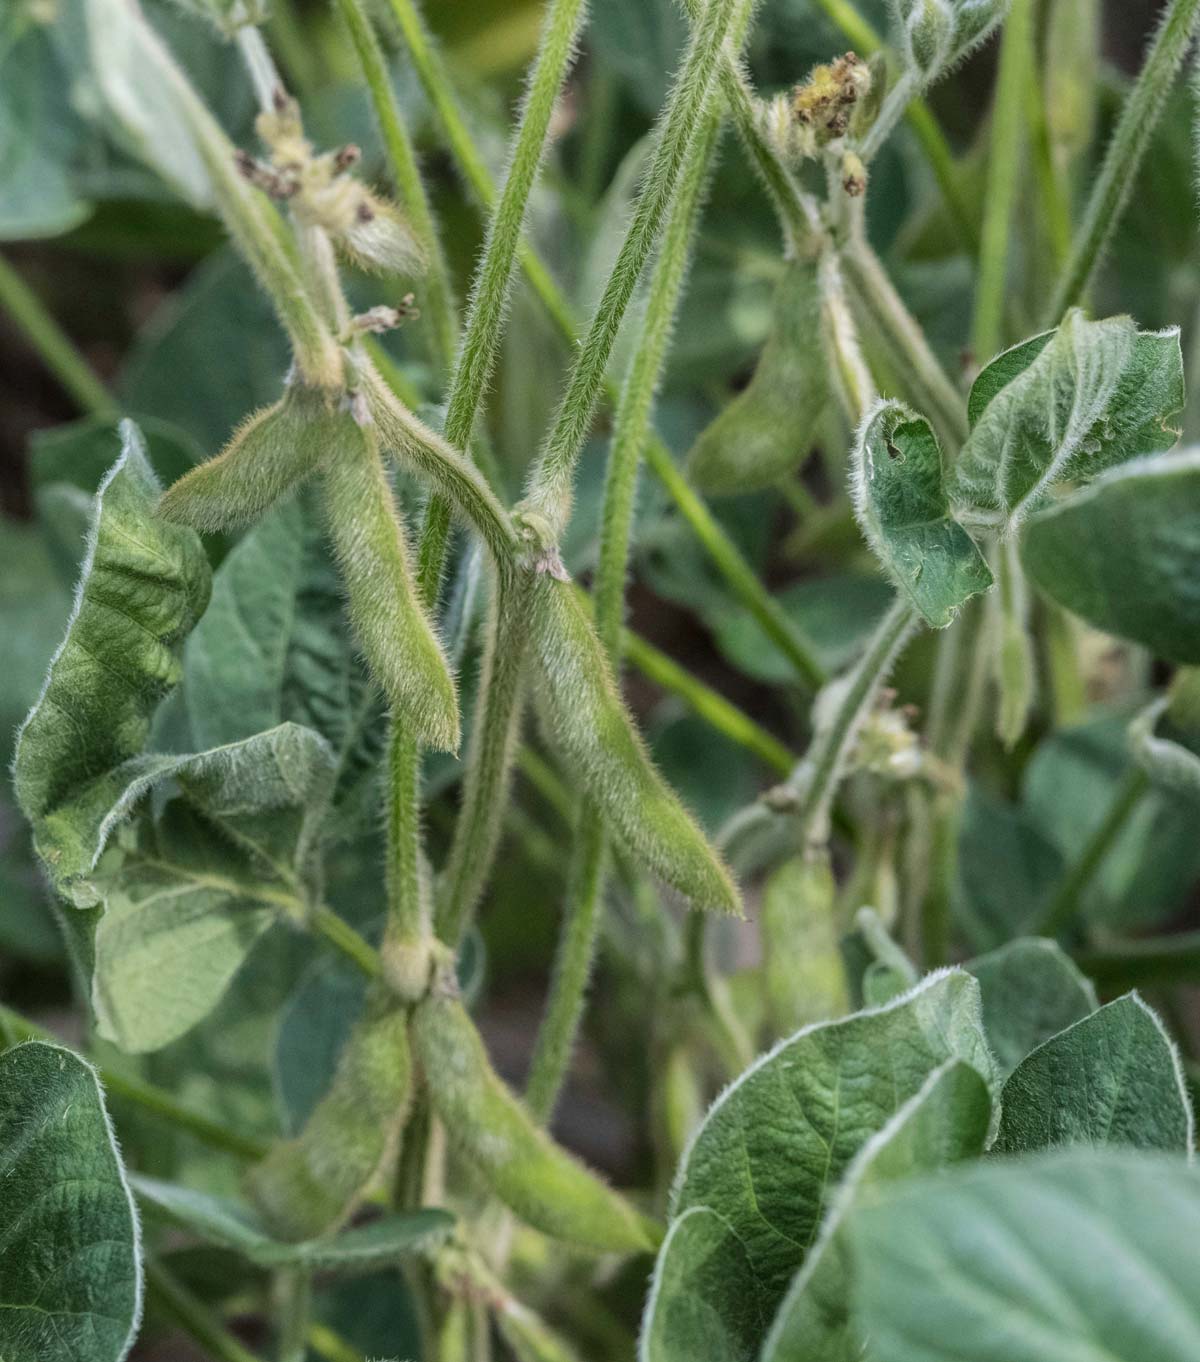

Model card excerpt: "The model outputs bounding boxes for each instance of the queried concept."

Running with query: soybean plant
[4,0,1200,1359]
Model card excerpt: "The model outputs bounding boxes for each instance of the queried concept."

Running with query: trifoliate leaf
[1021,450,1200,663]
[851,400,992,627]
[0,1041,142,1362]
[994,993,1193,1154]
[951,313,1184,532]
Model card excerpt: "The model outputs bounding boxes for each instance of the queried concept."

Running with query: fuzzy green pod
[411,988,655,1254]
[528,574,740,915]
[159,383,347,534]
[322,418,460,752]
[761,850,848,1035]
[246,997,412,1241]
[686,261,828,497]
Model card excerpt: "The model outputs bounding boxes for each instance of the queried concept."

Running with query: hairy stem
[1048,0,1200,321]
[522,0,743,537]
[0,254,115,417]
[971,0,1033,361]
[334,0,457,372]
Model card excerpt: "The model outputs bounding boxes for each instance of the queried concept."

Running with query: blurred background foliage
[2,0,1198,1354]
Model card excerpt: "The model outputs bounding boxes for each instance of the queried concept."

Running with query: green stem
[307,1323,369,1362]
[971,0,1033,361]
[1036,767,1150,938]
[643,440,827,689]
[310,905,384,979]
[790,596,918,847]
[235,24,281,110]
[334,0,457,372]
[523,0,742,538]
[623,629,793,775]
[859,70,918,162]
[524,98,726,1126]
[277,1270,311,1362]
[1076,931,1200,991]
[0,1005,268,1160]
[840,234,967,448]
[146,1262,267,1362]
[813,0,977,252]
[0,254,115,417]
[1047,0,1200,321]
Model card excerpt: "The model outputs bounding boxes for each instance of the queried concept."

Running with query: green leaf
[668,970,996,1317]
[1021,450,1200,664]
[12,421,211,871]
[183,493,383,827]
[847,1150,1200,1362]
[88,724,335,1053]
[851,401,992,628]
[760,1060,991,1362]
[951,313,1184,531]
[0,1041,142,1362]
[966,937,1098,1078]
[994,993,1193,1154]
[687,261,829,497]
[133,1174,451,1268]
[529,574,739,914]
[640,1208,766,1362]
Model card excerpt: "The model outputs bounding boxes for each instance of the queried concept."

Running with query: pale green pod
[410,989,655,1255]
[322,420,460,753]
[686,260,828,497]
[159,383,347,534]
[761,850,848,1036]
[528,575,740,915]
[246,998,412,1242]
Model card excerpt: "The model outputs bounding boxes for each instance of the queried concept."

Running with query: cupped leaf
[321,419,460,753]
[529,574,739,914]
[951,313,1184,532]
[687,261,829,497]
[13,421,211,858]
[133,1174,451,1268]
[760,1060,991,1362]
[640,1207,766,1362]
[183,493,384,827]
[851,401,992,628]
[847,1150,1200,1362]
[411,989,654,1255]
[0,1041,142,1362]
[669,970,996,1318]
[159,383,348,534]
[247,997,412,1241]
[994,993,1193,1155]
[1021,450,1200,663]
[966,937,1098,1078]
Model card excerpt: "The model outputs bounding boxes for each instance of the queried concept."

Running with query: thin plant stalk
[1047,0,1200,321]
[971,0,1034,362]
[277,1270,312,1362]
[0,254,115,417]
[334,0,457,372]
[1037,767,1151,937]
[524,103,724,1124]
[146,1262,268,1362]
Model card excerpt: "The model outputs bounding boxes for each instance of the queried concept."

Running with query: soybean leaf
[847,1150,1200,1362]
[994,994,1193,1155]
[133,1175,451,1268]
[89,724,335,1053]
[851,401,992,628]
[1021,450,1200,664]
[760,1060,991,1362]
[640,1208,766,1362]
[687,261,829,497]
[0,1041,142,1362]
[12,420,212,875]
[183,493,384,827]
[668,971,996,1318]
[967,937,1098,1078]
[951,313,1184,531]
